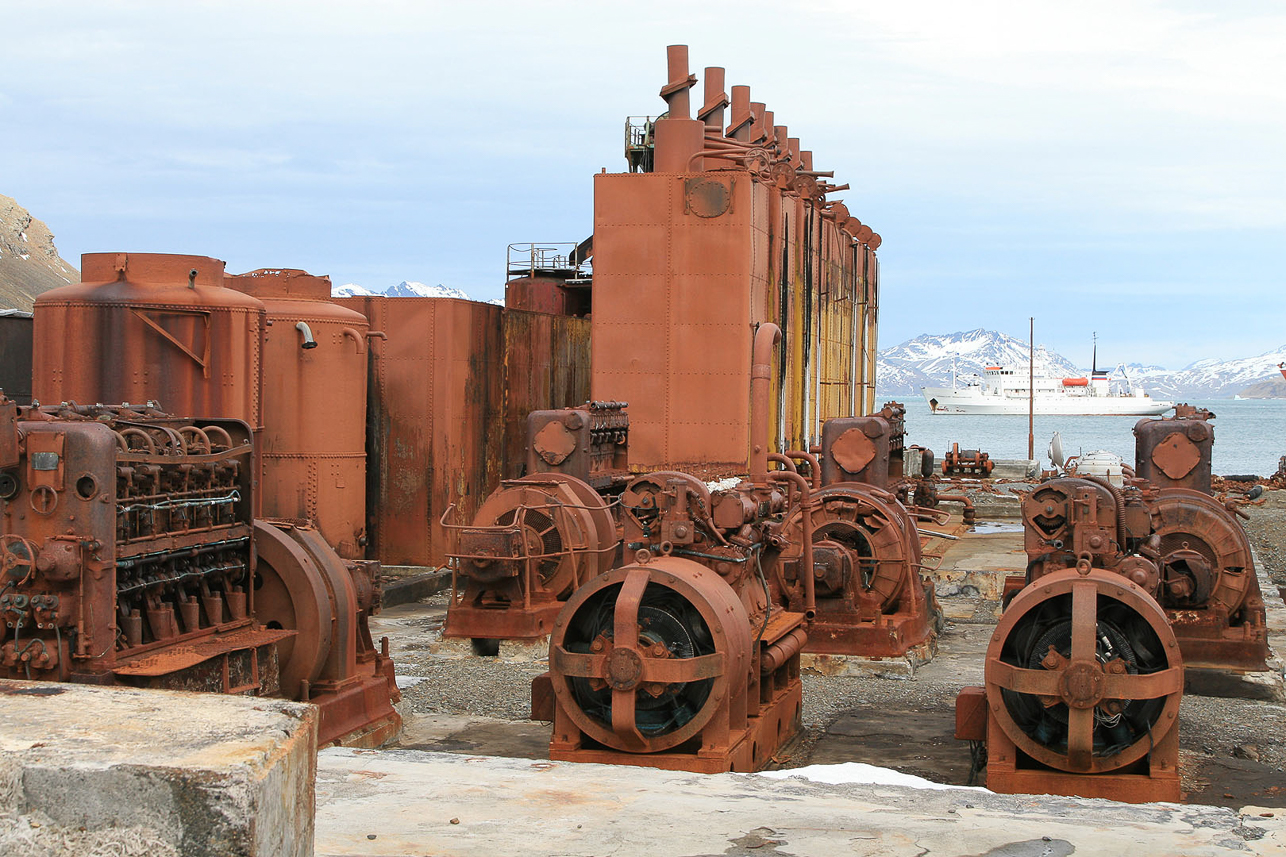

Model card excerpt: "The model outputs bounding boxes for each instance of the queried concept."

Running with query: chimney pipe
[654,45,705,173]
[699,66,728,136]
[750,323,782,483]
[728,86,754,141]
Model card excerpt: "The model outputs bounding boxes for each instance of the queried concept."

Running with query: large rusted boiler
[26,253,401,745]
[538,324,809,773]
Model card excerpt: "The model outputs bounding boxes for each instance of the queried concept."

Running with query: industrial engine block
[0,398,400,747]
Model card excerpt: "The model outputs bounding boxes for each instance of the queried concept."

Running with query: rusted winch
[1021,474,1268,672]
[538,324,808,773]
[443,472,618,642]
[957,566,1183,802]
[0,399,400,747]
[443,403,623,642]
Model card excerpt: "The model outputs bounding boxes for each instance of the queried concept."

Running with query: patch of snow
[19,231,26,242]
[395,675,430,689]
[18,253,29,260]
[486,298,505,306]
[757,762,988,792]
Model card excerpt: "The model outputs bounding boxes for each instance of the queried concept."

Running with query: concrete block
[314,747,1286,855]
[0,680,317,857]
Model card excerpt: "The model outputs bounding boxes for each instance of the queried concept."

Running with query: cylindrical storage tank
[33,252,265,429]
[226,268,370,559]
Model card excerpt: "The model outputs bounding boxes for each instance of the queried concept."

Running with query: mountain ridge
[877,329,1286,400]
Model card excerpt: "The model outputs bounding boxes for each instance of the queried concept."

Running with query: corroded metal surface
[227,268,372,559]
[591,46,880,474]
[336,296,590,567]
[0,400,399,747]
[773,483,935,658]
[543,323,807,773]
[980,568,1182,803]
[1134,410,1215,493]
[33,253,265,432]
[443,473,619,641]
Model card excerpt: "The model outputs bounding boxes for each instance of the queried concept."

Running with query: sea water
[893,398,1286,478]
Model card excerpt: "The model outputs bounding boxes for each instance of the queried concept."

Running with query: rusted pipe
[761,627,808,673]
[935,493,976,526]
[750,323,781,484]
[699,66,728,134]
[295,321,318,350]
[769,470,815,619]
[727,85,753,140]
[785,449,822,490]
[661,45,695,119]
[341,326,365,354]
[767,452,797,472]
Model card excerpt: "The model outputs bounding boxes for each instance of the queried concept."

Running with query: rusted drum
[227,269,370,558]
[548,556,750,753]
[1148,488,1253,611]
[462,473,616,597]
[33,253,265,430]
[985,568,1182,774]
[776,485,919,607]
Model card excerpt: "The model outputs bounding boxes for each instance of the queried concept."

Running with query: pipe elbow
[295,321,318,350]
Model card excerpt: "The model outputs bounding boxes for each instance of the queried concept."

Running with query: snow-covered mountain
[332,280,471,300]
[876,330,1286,400]
[1137,346,1286,399]
[877,329,1079,397]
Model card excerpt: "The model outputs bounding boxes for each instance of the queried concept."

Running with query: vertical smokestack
[800,151,813,172]
[787,137,801,167]
[774,125,788,157]
[762,112,776,147]
[728,85,753,141]
[751,103,768,144]
[700,67,728,135]
[662,44,694,119]
[654,45,705,173]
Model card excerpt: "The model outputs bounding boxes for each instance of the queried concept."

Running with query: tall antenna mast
[1092,331,1097,375]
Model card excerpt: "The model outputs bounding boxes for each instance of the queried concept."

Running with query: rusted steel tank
[226,268,372,558]
[32,253,264,433]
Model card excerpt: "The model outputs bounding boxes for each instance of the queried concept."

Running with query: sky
[3,1,1283,370]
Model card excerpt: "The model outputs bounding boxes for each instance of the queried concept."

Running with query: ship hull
[922,387,1174,416]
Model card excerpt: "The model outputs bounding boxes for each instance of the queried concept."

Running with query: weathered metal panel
[0,313,33,404]
[336,298,589,567]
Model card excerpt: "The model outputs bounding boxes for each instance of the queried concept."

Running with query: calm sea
[889,397,1286,478]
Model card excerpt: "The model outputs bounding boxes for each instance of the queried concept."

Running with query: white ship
[923,364,1174,416]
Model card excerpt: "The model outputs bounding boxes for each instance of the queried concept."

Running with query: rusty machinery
[536,324,809,773]
[956,452,1266,800]
[769,406,939,658]
[0,399,399,748]
[942,443,994,479]
[442,402,627,642]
